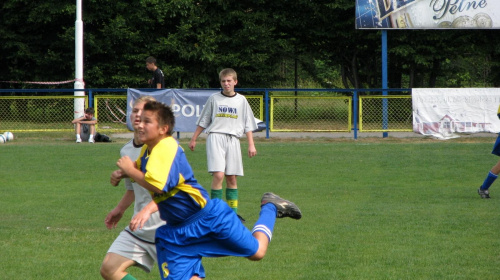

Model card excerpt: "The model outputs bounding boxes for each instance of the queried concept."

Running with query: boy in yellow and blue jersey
[477,105,500,198]
[101,96,165,280]
[112,101,301,280]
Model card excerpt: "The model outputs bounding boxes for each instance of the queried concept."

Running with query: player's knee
[99,265,110,279]
[99,262,114,280]
[249,234,270,261]
[212,172,225,182]
[248,251,266,261]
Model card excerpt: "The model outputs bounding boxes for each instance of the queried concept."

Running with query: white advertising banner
[412,88,500,139]
[356,0,500,29]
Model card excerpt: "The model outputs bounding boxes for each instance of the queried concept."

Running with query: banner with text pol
[356,0,500,29]
[127,88,219,132]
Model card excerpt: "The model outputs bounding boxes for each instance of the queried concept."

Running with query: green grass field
[1,132,499,279]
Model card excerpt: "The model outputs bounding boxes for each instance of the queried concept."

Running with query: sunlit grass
[0,133,499,279]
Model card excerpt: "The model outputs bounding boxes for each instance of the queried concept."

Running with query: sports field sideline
[113,131,497,140]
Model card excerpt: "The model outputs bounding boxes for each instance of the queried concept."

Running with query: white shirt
[196,92,257,138]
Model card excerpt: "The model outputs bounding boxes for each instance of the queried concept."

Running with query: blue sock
[481,171,498,190]
[252,203,277,241]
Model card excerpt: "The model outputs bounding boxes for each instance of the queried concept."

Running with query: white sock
[89,135,94,141]
[76,134,81,140]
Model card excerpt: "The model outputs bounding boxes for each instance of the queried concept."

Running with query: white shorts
[107,230,157,273]
[206,133,243,176]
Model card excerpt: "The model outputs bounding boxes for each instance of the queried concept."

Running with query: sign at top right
[355,0,500,29]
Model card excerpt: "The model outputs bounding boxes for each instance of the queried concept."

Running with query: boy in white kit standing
[189,68,257,221]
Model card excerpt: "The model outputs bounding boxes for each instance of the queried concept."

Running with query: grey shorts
[80,124,92,141]
[107,230,157,273]
[206,133,243,176]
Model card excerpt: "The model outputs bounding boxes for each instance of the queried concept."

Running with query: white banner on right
[412,88,500,139]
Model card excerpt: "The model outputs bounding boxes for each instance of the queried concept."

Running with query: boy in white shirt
[189,68,257,221]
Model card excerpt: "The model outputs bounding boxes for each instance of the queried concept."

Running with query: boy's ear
[159,124,169,135]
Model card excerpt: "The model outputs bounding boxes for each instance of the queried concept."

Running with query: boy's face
[84,112,93,120]
[131,101,146,131]
[220,75,237,94]
[138,110,167,146]
[146,62,155,71]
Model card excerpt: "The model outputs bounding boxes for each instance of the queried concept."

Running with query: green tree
[0,0,75,89]
[1,0,499,90]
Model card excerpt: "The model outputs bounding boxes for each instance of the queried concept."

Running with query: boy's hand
[104,208,124,229]
[117,156,135,175]
[248,144,257,158]
[130,201,158,231]
[129,208,151,231]
[110,170,123,186]
[189,139,196,151]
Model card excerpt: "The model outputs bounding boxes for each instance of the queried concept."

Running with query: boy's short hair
[85,107,95,115]
[146,56,157,65]
[134,95,156,106]
[143,101,175,136]
[219,68,237,81]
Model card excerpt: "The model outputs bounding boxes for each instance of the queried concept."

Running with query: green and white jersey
[196,92,257,138]
[121,139,165,243]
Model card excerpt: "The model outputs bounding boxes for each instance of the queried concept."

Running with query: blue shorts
[492,133,500,156]
[155,199,259,280]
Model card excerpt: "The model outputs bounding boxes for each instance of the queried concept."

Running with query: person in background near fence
[101,96,165,280]
[146,56,165,89]
[478,106,500,199]
[189,68,257,222]
[113,100,302,280]
[72,107,97,143]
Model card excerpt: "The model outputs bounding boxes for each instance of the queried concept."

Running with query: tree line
[0,0,499,90]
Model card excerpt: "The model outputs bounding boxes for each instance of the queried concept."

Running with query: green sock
[122,274,137,280]
[226,188,238,213]
[211,189,223,200]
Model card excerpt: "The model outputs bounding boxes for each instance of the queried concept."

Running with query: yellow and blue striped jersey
[136,136,209,225]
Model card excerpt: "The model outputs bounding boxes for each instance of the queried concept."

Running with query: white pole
[74,0,85,119]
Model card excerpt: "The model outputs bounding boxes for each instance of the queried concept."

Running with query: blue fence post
[382,30,389,138]
[353,90,358,140]
[265,89,270,139]
[88,89,93,109]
